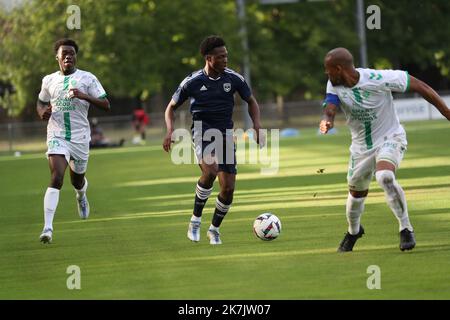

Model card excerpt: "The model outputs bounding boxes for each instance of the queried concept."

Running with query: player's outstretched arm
[246,95,264,146]
[36,99,52,121]
[320,103,338,134]
[409,75,450,121]
[163,99,177,152]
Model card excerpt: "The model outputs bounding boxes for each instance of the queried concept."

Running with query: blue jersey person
[163,35,263,244]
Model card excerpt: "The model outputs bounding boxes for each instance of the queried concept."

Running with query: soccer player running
[320,47,450,252]
[37,39,110,243]
[163,35,263,245]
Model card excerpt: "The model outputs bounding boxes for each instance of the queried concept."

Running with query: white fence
[394,95,449,122]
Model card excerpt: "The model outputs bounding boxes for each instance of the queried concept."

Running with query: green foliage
[367,0,450,72]
[1,0,450,115]
[246,0,358,100]
[0,0,244,114]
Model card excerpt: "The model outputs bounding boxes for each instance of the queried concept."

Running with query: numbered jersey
[38,69,107,143]
[326,68,409,154]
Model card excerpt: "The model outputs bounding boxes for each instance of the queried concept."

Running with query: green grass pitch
[0,120,449,299]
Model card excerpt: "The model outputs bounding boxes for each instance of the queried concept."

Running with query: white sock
[44,187,60,231]
[346,193,365,235]
[191,215,201,222]
[209,225,219,232]
[75,177,88,199]
[376,170,413,232]
[196,183,213,200]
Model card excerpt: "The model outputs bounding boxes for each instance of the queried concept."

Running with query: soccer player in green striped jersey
[320,47,450,252]
[36,38,110,243]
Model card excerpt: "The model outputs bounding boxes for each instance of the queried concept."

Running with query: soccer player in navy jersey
[163,35,263,244]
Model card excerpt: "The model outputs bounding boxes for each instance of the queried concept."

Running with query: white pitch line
[58,212,343,225]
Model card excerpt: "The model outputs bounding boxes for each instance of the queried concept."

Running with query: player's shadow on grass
[396,165,450,180]
[401,244,450,255]
[411,207,450,216]
[238,172,347,188]
[402,183,450,192]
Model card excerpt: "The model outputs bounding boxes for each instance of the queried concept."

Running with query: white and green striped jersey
[38,69,107,143]
[326,68,409,154]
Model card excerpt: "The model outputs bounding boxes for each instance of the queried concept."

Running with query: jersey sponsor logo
[200,85,208,91]
[350,108,378,122]
[55,105,76,112]
[54,97,76,111]
[223,83,231,92]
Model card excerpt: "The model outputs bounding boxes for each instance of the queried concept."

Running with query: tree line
[1,0,449,118]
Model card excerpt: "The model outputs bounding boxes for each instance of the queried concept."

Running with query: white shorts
[347,133,407,191]
[46,137,89,174]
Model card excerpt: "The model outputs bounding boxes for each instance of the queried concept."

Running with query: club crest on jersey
[223,83,231,92]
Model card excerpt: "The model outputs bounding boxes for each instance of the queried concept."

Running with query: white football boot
[207,228,222,245]
[39,228,53,244]
[187,219,201,242]
[77,194,90,219]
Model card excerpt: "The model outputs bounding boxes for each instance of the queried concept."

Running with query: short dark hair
[200,35,226,57]
[54,38,78,54]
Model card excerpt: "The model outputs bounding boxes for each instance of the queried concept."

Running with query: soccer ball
[253,213,282,241]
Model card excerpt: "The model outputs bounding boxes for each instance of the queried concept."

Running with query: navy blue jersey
[172,68,252,130]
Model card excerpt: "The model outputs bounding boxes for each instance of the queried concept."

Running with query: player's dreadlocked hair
[54,38,79,54]
[200,35,226,57]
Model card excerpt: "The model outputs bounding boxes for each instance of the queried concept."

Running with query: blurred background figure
[132,106,150,145]
[90,118,124,149]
